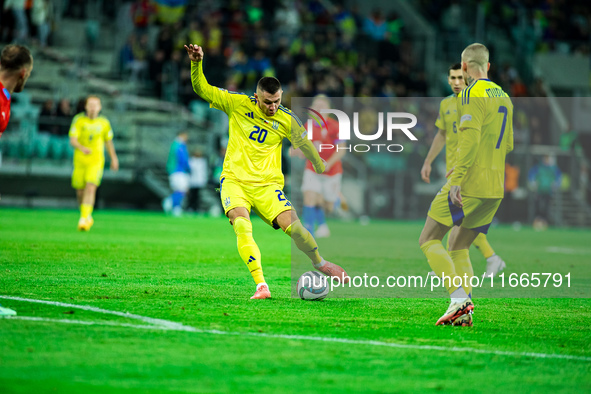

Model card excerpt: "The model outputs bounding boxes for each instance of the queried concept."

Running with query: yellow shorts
[427,182,502,234]
[72,160,105,189]
[220,177,293,229]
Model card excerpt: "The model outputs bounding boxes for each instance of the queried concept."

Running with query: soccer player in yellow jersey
[419,43,513,326]
[421,63,507,278]
[184,44,349,299]
[69,96,119,231]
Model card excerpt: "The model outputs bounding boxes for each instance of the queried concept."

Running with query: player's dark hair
[448,63,461,76]
[257,77,281,94]
[0,45,33,72]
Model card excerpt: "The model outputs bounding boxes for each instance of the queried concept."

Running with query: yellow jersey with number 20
[191,62,306,187]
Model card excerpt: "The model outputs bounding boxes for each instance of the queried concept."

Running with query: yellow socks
[473,233,494,259]
[80,203,93,219]
[449,249,473,298]
[420,240,461,295]
[233,217,265,284]
[285,220,322,265]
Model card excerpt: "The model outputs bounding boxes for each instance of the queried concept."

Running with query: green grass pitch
[1,208,590,393]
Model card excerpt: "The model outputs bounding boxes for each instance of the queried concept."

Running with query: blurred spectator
[559,127,583,156]
[156,26,174,58]
[364,9,387,41]
[32,0,53,47]
[75,97,87,115]
[56,99,73,136]
[5,0,29,43]
[275,0,301,40]
[499,160,520,223]
[38,99,57,135]
[528,155,562,230]
[187,147,209,213]
[149,49,166,98]
[130,0,156,34]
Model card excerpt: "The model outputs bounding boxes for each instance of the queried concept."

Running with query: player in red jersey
[0,45,33,136]
[300,95,346,238]
[0,45,33,316]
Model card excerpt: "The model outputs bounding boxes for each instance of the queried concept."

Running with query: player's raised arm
[185,44,238,115]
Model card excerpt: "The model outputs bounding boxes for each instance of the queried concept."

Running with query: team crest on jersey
[224,197,230,207]
[258,117,279,130]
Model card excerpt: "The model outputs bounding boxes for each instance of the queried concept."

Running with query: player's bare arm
[106,140,119,171]
[421,129,446,183]
[69,136,91,155]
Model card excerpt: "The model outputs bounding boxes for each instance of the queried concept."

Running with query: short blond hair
[461,43,489,72]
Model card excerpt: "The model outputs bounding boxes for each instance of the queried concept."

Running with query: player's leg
[169,172,189,217]
[222,180,268,299]
[72,164,90,231]
[80,182,97,228]
[76,189,84,206]
[419,217,461,290]
[316,173,342,238]
[79,163,104,230]
[421,185,473,325]
[301,169,323,235]
[276,209,349,283]
[302,190,322,235]
[473,233,507,278]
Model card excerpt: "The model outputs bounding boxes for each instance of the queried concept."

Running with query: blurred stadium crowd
[0,0,589,224]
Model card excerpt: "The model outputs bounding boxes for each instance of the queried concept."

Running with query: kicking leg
[419,217,473,325]
[277,209,349,283]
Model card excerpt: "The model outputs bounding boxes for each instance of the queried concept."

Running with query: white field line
[546,246,590,255]
[2,295,590,362]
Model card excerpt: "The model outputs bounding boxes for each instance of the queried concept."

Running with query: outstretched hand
[449,185,463,208]
[420,163,431,183]
[184,44,204,62]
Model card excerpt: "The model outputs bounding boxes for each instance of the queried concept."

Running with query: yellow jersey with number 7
[450,79,514,198]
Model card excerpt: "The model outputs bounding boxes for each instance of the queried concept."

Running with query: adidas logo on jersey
[248,256,256,262]
[245,112,254,118]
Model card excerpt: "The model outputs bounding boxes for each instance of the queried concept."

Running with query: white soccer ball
[297,271,329,300]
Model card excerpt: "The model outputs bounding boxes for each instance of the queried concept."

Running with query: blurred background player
[185,43,349,300]
[528,154,562,230]
[0,44,33,316]
[419,43,514,326]
[166,130,190,217]
[69,95,119,231]
[0,44,33,136]
[421,63,507,278]
[300,94,346,238]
